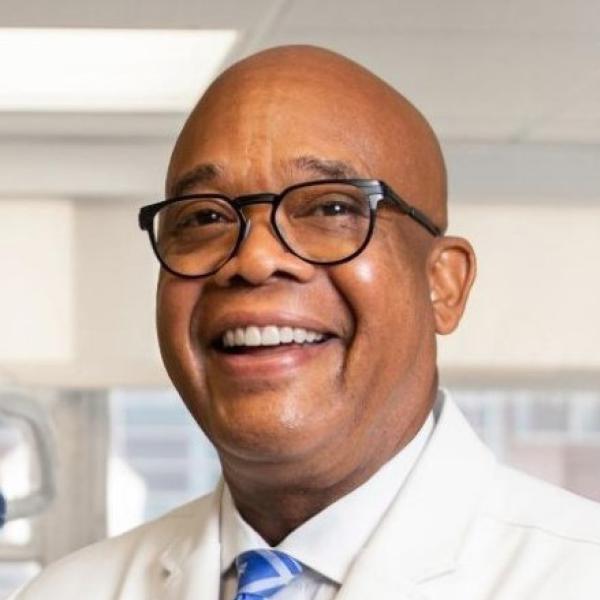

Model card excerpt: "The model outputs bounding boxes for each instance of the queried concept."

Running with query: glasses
[138,178,441,279]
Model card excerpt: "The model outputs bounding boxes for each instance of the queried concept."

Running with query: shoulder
[13,493,216,599]
[452,462,600,595]
[484,464,600,545]
[440,392,600,547]
[69,492,214,556]
[472,464,600,591]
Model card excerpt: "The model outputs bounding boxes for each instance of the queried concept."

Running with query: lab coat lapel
[337,397,498,600]
[157,480,223,600]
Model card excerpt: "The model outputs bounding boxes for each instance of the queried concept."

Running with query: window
[108,389,220,534]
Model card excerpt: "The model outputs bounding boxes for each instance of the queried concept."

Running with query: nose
[212,204,316,287]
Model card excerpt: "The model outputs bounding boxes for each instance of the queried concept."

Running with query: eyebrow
[168,155,361,198]
[169,162,222,198]
[291,155,360,180]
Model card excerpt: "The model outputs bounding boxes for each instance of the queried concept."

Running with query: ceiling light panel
[0,28,238,112]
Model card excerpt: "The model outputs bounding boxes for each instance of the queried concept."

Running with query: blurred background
[0,0,599,596]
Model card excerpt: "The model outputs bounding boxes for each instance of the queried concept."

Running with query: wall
[439,202,600,374]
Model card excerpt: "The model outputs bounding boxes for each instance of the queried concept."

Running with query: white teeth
[280,326,294,343]
[261,325,280,346]
[221,325,326,348]
[234,328,245,345]
[245,326,261,346]
[293,328,307,344]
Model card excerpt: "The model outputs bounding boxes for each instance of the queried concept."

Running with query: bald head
[168,45,447,230]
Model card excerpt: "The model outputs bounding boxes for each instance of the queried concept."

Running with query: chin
[209,409,328,464]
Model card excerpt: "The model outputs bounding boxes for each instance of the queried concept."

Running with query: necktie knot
[234,549,302,599]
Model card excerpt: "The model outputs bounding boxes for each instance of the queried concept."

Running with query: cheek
[157,276,187,341]
[333,234,431,370]
[336,234,411,319]
[156,276,206,387]
[350,259,379,286]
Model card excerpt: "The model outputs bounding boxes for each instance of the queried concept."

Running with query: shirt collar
[220,399,437,584]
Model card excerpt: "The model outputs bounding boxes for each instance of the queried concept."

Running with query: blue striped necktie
[234,549,303,599]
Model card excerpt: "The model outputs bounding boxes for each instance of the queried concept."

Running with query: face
[157,65,442,488]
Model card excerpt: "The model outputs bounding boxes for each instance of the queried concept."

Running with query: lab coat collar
[337,393,498,600]
[157,480,223,600]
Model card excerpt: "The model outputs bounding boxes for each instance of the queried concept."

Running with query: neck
[221,396,433,545]
[225,480,341,545]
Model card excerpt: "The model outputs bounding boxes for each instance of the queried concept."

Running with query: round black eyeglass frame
[138,178,442,279]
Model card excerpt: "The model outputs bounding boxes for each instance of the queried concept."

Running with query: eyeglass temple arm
[382,185,442,237]
[138,205,155,231]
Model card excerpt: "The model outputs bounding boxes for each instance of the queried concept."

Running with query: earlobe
[427,236,476,335]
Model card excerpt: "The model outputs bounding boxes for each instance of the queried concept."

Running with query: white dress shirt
[219,409,435,600]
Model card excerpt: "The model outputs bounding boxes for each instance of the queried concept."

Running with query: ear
[427,236,476,335]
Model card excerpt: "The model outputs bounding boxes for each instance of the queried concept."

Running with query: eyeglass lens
[153,182,372,277]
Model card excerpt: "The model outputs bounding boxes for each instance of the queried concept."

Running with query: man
[12,46,600,599]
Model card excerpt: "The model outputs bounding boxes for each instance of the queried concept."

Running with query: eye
[296,193,368,219]
[161,198,238,235]
[176,208,229,229]
[314,199,359,217]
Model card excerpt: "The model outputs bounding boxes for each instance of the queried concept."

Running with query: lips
[203,311,339,377]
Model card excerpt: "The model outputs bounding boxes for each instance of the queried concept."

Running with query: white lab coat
[11,397,600,599]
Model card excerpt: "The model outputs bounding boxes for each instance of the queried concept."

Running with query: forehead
[169,156,364,198]
[165,61,445,229]
[167,71,397,194]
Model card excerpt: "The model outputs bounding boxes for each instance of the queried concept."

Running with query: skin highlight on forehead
[167,44,448,231]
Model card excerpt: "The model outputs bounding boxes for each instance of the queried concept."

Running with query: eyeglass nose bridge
[231,192,281,241]
[234,192,279,208]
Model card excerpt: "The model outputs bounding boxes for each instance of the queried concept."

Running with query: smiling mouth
[213,325,333,354]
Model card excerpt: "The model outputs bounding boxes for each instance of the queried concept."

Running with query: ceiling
[0,0,598,202]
